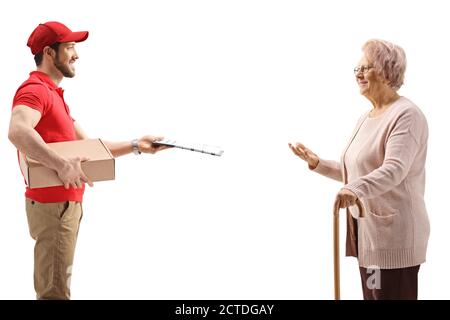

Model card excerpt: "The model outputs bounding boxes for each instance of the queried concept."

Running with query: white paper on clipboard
[154,139,224,157]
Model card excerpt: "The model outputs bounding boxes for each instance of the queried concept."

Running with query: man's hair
[34,42,61,66]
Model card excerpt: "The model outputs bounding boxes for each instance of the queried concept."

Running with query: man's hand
[334,188,358,209]
[138,135,172,154]
[56,156,93,189]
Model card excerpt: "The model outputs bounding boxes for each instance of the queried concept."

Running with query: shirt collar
[30,71,61,91]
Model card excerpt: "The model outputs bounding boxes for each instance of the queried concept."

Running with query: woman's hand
[288,142,319,169]
[334,188,358,209]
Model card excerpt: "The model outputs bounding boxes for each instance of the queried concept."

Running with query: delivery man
[8,21,170,299]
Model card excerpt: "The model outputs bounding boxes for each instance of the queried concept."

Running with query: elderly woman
[289,39,430,300]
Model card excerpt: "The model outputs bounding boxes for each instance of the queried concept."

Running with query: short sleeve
[12,84,48,115]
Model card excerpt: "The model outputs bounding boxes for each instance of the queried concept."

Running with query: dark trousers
[347,214,421,300]
[359,265,420,300]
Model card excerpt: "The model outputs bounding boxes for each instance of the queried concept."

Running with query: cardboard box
[19,139,115,189]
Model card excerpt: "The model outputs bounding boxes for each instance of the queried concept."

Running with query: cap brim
[60,31,89,43]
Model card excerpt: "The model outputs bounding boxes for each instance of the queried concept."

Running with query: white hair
[362,39,407,91]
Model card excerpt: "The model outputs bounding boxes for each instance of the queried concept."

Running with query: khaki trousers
[25,198,83,300]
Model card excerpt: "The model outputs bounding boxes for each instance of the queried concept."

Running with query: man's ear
[43,46,56,59]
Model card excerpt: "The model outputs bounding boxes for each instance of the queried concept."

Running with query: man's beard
[53,57,75,78]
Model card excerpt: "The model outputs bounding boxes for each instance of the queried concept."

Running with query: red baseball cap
[27,21,89,55]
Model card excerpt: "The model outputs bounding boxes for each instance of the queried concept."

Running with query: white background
[0,0,449,299]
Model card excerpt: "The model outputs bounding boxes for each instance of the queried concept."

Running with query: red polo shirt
[12,71,85,203]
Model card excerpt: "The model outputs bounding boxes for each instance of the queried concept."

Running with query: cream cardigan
[314,97,430,269]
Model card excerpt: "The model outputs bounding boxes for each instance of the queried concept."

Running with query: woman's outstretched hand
[289,142,319,170]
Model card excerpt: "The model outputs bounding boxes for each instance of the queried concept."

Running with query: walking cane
[333,198,365,300]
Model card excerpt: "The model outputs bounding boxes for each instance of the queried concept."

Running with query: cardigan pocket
[366,209,400,250]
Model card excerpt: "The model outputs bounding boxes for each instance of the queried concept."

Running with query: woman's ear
[376,72,391,87]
